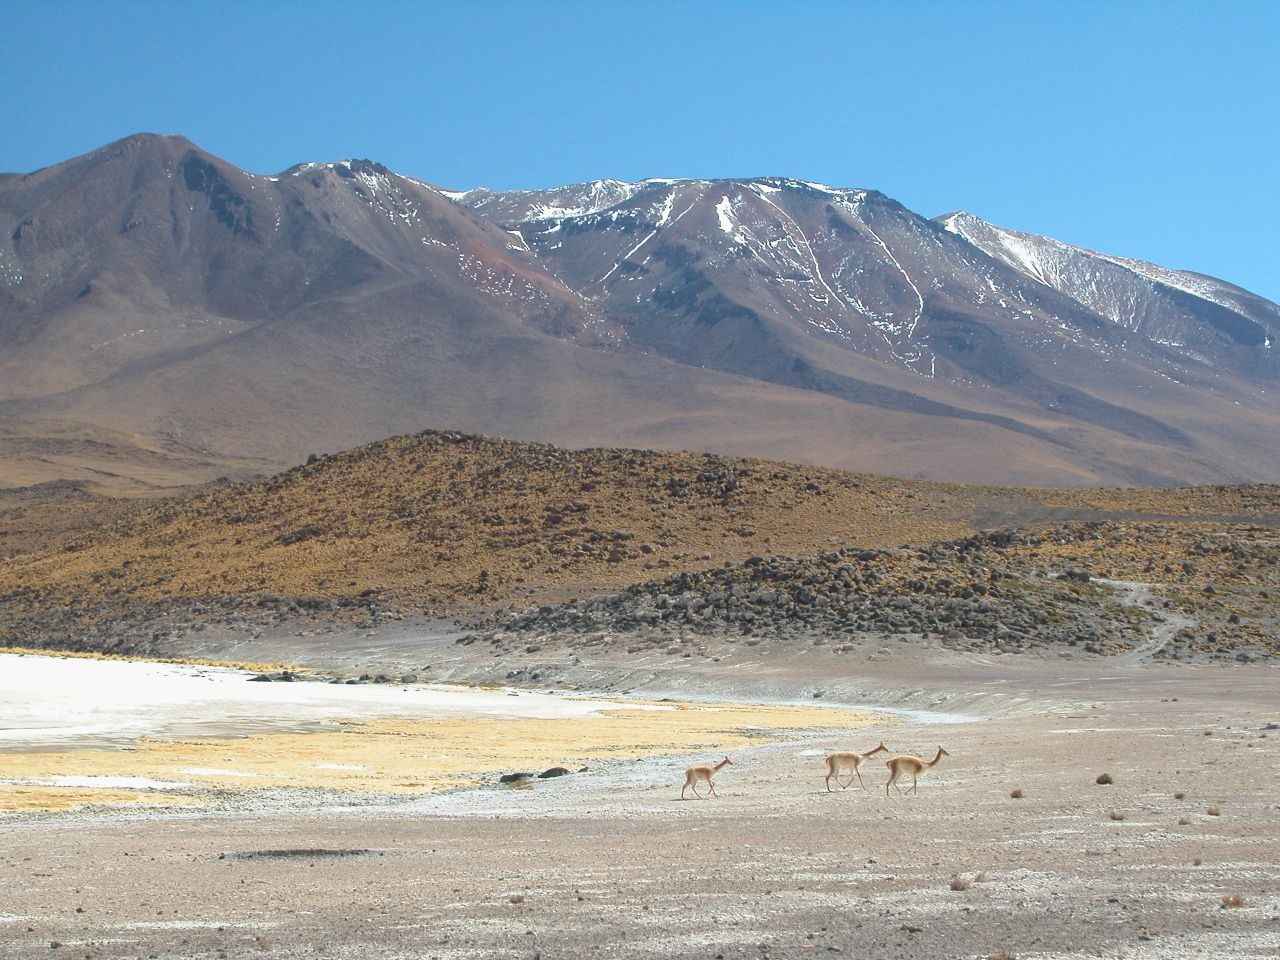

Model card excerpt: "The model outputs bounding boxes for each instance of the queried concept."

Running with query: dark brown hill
[4,430,1278,653]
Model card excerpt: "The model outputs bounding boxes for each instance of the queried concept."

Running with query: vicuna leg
[910,773,918,794]
[885,769,896,796]
[708,779,719,798]
[855,765,867,789]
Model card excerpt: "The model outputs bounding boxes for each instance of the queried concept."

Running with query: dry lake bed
[1,646,1277,959]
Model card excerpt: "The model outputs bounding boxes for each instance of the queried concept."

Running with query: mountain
[460,177,1280,482]
[937,211,1278,381]
[0,134,611,399]
[1,135,1278,489]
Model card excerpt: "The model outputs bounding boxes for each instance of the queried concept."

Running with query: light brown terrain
[1,430,981,612]
[4,431,1279,656]
[0,417,269,493]
[2,434,1279,959]
[2,432,1280,665]
[2,641,1276,960]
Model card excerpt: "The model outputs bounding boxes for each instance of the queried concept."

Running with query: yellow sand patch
[0,786,202,813]
[1,700,881,813]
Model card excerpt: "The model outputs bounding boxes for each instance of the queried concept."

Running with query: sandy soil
[1,635,1277,959]
[0,653,880,813]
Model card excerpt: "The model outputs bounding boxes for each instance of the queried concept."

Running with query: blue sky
[3,1,1277,300]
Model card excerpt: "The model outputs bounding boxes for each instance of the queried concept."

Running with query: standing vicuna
[825,742,889,791]
[885,746,949,796]
[681,757,733,799]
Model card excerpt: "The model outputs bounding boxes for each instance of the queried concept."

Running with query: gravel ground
[1,641,1277,960]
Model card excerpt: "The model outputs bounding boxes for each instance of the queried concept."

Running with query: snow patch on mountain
[598,187,695,284]
[1088,251,1256,314]
[714,195,736,235]
[940,211,1273,328]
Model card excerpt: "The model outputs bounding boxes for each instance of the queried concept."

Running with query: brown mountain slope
[0,416,270,493]
[5,431,1278,647]
[0,481,139,560]
[464,178,1280,483]
[0,136,1139,486]
[0,134,605,401]
[4,138,1280,488]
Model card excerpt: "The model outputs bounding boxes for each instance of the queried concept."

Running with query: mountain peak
[0,132,209,179]
[89,131,201,161]
[935,210,983,230]
[279,158,393,178]
[116,131,196,147]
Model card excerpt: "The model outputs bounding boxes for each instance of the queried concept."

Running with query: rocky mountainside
[464,177,1280,481]
[0,430,984,633]
[938,211,1278,381]
[2,136,1278,487]
[476,521,1280,664]
[468,177,1278,384]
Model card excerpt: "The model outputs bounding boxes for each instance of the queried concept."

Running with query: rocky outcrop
[470,523,1280,661]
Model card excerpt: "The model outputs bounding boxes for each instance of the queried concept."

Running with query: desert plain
[2,437,1279,958]
[2,618,1277,960]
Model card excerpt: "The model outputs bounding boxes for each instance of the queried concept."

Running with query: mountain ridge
[1,134,1277,489]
